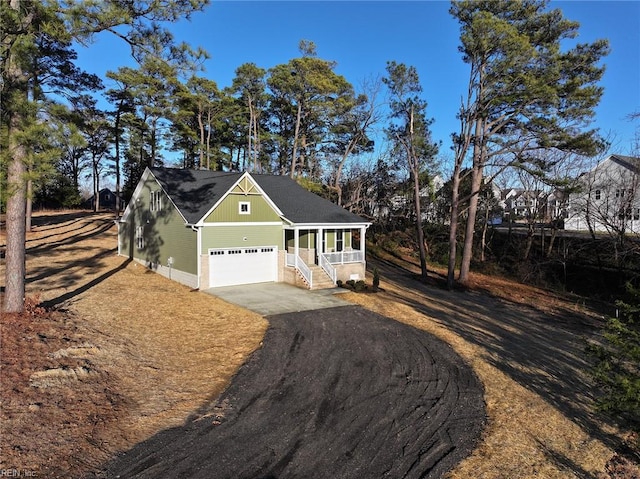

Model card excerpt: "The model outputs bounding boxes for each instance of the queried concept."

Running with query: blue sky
[75,1,640,163]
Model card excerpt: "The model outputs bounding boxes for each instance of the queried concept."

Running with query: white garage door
[209,246,278,287]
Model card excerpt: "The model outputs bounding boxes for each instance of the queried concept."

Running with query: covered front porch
[284,225,368,289]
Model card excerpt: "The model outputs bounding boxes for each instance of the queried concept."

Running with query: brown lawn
[0,211,637,478]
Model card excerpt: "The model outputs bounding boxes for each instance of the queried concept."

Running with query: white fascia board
[120,167,153,222]
[120,167,189,226]
[193,171,285,227]
[284,222,372,229]
[200,221,283,227]
[154,173,189,225]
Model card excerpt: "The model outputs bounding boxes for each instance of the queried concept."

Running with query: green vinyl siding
[204,193,281,223]
[201,224,283,253]
[120,175,197,275]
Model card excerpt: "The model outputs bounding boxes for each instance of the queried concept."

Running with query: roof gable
[148,167,369,226]
[251,174,368,225]
[149,168,241,224]
[609,154,640,174]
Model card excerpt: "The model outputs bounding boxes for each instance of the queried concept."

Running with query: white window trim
[150,190,162,212]
[336,230,344,252]
[136,226,145,250]
[239,201,251,215]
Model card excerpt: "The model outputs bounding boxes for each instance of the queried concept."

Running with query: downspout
[114,219,121,256]
[191,225,201,289]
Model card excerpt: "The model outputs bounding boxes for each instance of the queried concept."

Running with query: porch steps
[303,265,336,290]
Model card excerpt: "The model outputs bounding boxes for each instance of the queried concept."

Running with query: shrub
[588,283,640,447]
[372,267,380,291]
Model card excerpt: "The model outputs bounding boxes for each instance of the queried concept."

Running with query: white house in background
[565,154,640,234]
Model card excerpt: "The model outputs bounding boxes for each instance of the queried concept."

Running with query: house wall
[203,192,281,223]
[336,262,367,283]
[200,225,283,253]
[119,175,198,281]
[566,157,640,233]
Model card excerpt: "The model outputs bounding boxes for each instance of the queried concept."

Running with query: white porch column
[318,227,324,255]
[360,226,366,252]
[294,227,300,267]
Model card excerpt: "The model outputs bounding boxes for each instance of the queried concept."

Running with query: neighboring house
[84,188,124,211]
[542,190,568,223]
[500,187,567,222]
[565,154,640,234]
[385,175,446,222]
[502,188,543,218]
[117,167,371,290]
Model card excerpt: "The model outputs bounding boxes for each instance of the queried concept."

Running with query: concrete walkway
[204,282,351,315]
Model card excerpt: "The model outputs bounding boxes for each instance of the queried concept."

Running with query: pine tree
[1,0,209,313]
[447,0,609,289]
[588,283,640,443]
[383,61,440,281]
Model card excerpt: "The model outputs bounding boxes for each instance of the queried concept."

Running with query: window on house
[336,230,344,252]
[136,226,145,250]
[634,208,640,221]
[239,201,251,215]
[150,191,162,212]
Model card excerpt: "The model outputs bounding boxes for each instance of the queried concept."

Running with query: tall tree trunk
[5,123,28,313]
[547,226,558,257]
[480,199,490,262]
[114,107,122,214]
[291,101,303,178]
[447,164,462,289]
[523,223,534,260]
[150,122,157,168]
[247,95,254,171]
[197,104,205,169]
[413,168,428,280]
[335,139,358,207]
[25,178,32,232]
[4,0,28,313]
[459,118,485,283]
[206,108,212,170]
[92,153,101,212]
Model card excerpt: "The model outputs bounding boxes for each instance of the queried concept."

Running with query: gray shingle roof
[611,154,640,174]
[151,168,242,224]
[252,174,368,224]
[150,167,368,225]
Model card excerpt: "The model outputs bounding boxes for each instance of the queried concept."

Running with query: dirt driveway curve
[99,305,485,479]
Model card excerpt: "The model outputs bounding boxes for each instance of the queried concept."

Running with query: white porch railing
[319,253,337,284]
[323,250,364,265]
[286,253,313,288]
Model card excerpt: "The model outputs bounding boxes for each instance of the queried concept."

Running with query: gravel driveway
[100,305,485,479]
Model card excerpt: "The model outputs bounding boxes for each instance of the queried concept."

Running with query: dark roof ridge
[609,154,640,173]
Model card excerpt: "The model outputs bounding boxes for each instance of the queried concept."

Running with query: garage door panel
[209,246,277,287]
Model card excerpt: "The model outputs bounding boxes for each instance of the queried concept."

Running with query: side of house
[117,168,371,290]
[118,169,199,288]
[565,155,640,234]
